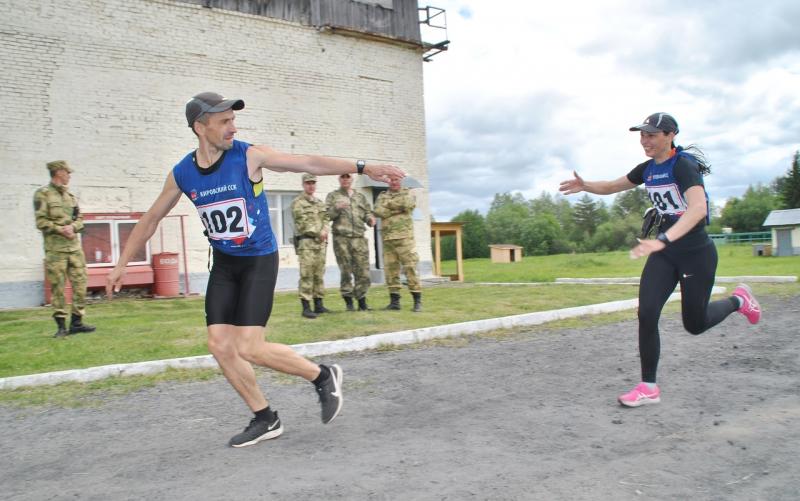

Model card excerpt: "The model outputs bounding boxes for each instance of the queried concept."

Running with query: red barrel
[152,252,180,297]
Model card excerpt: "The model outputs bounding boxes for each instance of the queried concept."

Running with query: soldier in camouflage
[33,160,96,337]
[325,173,375,311]
[291,173,330,318]
[373,177,422,312]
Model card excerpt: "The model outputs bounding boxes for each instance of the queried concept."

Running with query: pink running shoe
[732,283,761,325]
[618,383,661,407]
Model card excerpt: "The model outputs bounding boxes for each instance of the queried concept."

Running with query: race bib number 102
[197,198,251,240]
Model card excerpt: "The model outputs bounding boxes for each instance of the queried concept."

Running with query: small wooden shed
[763,208,800,256]
[489,244,523,263]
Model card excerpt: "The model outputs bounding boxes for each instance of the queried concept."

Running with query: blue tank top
[172,140,277,256]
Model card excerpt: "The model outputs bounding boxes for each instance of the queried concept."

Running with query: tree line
[436,151,800,260]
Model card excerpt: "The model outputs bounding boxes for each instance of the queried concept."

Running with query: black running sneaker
[315,364,343,424]
[228,413,283,448]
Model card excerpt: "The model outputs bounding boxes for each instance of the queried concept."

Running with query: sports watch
[356,160,366,175]
[656,232,671,245]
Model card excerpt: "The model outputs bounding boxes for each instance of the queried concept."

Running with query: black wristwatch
[656,232,671,245]
[356,160,366,175]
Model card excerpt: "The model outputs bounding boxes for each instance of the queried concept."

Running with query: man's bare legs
[207,324,321,411]
[208,324,342,447]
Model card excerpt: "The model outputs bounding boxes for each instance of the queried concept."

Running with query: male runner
[107,92,404,447]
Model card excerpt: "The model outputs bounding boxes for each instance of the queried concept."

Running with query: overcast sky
[420,0,800,221]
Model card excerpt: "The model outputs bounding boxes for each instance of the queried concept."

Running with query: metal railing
[709,231,771,244]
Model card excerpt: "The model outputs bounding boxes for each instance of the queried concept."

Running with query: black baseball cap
[185,92,245,128]
[629,112,679,134]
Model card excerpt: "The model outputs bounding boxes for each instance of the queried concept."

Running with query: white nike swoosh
[331,366,343,398]
[268,420,280,431]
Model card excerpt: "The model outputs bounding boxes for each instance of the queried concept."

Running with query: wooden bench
[85,265,154,289]
[44,265,154,304]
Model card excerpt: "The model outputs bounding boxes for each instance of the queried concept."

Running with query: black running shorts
[205,249,278,326]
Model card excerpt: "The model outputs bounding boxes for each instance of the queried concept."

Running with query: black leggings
[205,249,279,327]
[637,239,738,382]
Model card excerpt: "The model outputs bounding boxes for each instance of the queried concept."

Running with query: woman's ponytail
[677,144,711,175]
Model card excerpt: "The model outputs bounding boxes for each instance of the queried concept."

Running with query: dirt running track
[2,294,798,500]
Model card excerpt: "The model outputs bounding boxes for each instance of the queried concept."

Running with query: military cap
[47,160,73,174]
[302,173,317,183]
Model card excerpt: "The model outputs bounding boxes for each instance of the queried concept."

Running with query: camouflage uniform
[325,187,373,301]
[34,161,94,336]
[291,192,329,302]
[373,188,420,294]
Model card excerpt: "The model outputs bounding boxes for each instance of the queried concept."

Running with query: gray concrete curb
[0,286,729,390]
[555,276,797,284]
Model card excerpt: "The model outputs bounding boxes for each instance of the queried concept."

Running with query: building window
[268,192,300,246]
[82,219,150,267]
[354,0,393,8]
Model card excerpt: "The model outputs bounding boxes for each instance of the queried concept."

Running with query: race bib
[646,183,687,216]
[197,198,251,240]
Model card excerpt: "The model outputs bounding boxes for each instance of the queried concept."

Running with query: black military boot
[314,298,331,314]
[357,297,371,311]
[53,317,68,338]
[411,292,422,313]
[68,314,96,334]
[384,293,401,310]
[343,296,355,312]
[301,299,317,319]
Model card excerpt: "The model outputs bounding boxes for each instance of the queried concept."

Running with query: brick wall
[0,0,431,308]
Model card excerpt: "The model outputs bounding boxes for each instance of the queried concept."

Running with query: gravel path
[2,294,798,500]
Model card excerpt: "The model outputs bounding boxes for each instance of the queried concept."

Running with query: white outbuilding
[762,208,800,256]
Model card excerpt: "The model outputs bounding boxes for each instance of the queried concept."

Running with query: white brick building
[0,0,433,308]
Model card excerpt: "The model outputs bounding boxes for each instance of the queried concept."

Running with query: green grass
[1,245,797,379]
[438,244,800,282]
[1,245,797,408]
[4,282,798,409]
[0,284,645,378]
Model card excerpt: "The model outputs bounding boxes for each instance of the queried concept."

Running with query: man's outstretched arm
[106,173,183,296]
[247,145,406,183]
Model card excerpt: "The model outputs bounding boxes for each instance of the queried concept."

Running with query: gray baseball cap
[185,92,244,128]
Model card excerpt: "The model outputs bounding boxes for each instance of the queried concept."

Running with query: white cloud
[423,0,800,220]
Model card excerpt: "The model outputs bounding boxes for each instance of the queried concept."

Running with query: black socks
[312,364,331,386]
[254,406,277,423]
